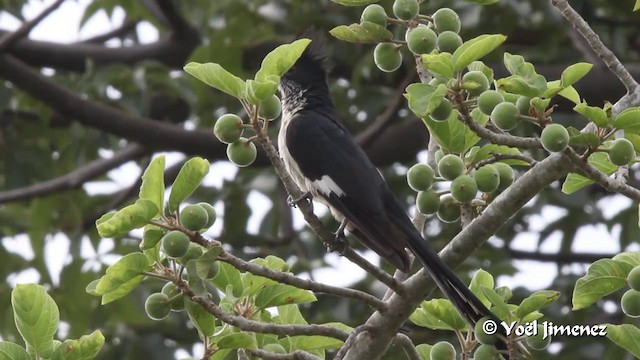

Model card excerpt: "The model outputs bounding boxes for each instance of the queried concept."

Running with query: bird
[277,36,507,350]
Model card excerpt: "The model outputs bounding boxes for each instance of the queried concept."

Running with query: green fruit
[541,124,570,153]
[516,96,531,115]
[162,282,185,312]
[474,317,498,345]
[181,204,209,231]
[438,154,465,180]
[430,98,453,121]
[491,102,520,131]
[416,189,440,215]
[609,138,636,166]
[493,162,515,191]
[462,71,490,97]
[435,149,445,163]
[145,293,171,320]
[179,242,204,264]
[473,344,500,360]
[407,163,436,191]
[263,343,287,354]
[406,25,437,55]
[258,94,282,120]
[450,175,478,203]
[374,43,403,73]
[429,77,443,86]
[393,0,419,20]
[437,194,460,223]
[214,114,244,144]
[474,164,500,193]
[361,4,388,27]
[436,31,462,53]
[478,90,504,115]
[433,8,461,33]
[162,231,190,258]
[197,202,217,229]
[227,138,257,167]
[621,289,640,318]
[430,341,456,360]
[526,325,551,350]
[628,266,640,291]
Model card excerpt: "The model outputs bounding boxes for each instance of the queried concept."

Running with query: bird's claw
[287,191,312,207]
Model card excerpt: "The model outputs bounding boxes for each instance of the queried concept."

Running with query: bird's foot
[287,191,312,207]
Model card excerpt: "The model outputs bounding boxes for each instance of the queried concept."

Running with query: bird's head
[280,36,329,98]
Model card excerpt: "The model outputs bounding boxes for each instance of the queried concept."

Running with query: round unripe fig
[197,202,217,229]
[435,149,445,163]
[180,204,209,231]
[430,98,453,121]
[263,343,287,354]
[179,242,204,264]
[258,94,282,120]
[493,162,515,191]
[474,317,498,345]
[161,230,190,258]
[478,90,504,115]
[526,325,551,350]
[491,102,520,131]
[436,31,462,53]
[393,0,419,20]
[437,194,460,223]
[227,138,257,167]
[474,164,500,193]
[438,154,465,180]
[430,341,456,360]
[462,71,490,97]
[433,8,461,34]
[621,289,640,318]
[145,293,171,320]
[407,163,435,191]
[541,124,570,153]
[374,43,403,73]
[609,138,636,166]
[214,114,244,144]
[516,96,531,115]
[450,175,478,203]
[161,282,185,312]
[416,189,440,215]
[473,344,500,360]
[361,4,388,27]
[628,266,640,291]
[406,25,437,55]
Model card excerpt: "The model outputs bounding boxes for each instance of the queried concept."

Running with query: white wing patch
[312,175,345,197]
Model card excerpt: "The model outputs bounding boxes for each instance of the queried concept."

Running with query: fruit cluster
[622,266,640,318]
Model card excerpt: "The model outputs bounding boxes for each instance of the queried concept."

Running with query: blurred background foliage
[1,0,639,359]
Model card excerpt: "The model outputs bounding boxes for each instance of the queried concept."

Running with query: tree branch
[0,0,66,52]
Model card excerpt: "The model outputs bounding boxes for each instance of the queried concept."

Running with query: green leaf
[480,286,510,321]
[0,342,30,360]
[282,323,351,351]
[211,262,244,297]
[574,103,609,128]
[185,299,216,337]
[96,199,158,237]
[613,251,640,267]
[569,132,601,148]
[497,74,547,98]
[515,290,560,319]
[184,62,246,98]
[140,224,164,251]
[613,107,640,132]
[562,152,617,194]
[255,284,317,308]
[468,61,494,84]
[561,62,593,87]
[405,83,436,117]
[50,331,105,360]
[635,0,640,11]
[469,269,494,308]
[452,34,506,72]
[195,247,223,280]
[255,39,312,82]
[95,253,151,304]
[416,344,432,360]
[470,144,527,166]
[427,84,449,115]
[246,79,279,103]
[167,157,210,213]
[329,22,393,44]
[605,324,640,357]
[409,299,467,331]
[503,52,525,76]
[276,304,308,325]
[572,258,635,310]
[138,155,165,216]
[420,52,455,81]
[216,332,258,350]
[422,110,469,153]
[11,284,59,358]
[186,259,207,297]
[557,85,581,105]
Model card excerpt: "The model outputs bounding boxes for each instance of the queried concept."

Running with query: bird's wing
[284,110,410,270]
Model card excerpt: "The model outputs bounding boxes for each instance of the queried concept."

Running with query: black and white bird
[277,38,505,344]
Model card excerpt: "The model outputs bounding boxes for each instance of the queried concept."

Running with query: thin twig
[394,333,421,360]
[247,349,322,360]
[80,20,139,44]
[0,0,66,52]
[550,0,639,92]
[334,325,372,360]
